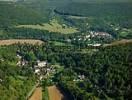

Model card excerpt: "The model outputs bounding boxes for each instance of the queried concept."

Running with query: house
[17,59,28,66]
[22,60,28,66]
[16,53,28,66]
[0,58,4,62]
[0,79,3,82]
[37,60,47,68]
[35,69,40,74]
[73,74,85,82]
[78,75,85,80]
[17,54,22,59]
[17,61,21,66]
[39,75,43,80]
[85,35,90,38]
[93,43,101,47]
[34,60,47,76]
[66,39,71,42]
[47,68,51,72]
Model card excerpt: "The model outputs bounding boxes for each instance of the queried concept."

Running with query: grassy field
[43,87,49,100]
[0,39,44,45]
[119,28,132,37]
[49,41,73,46]
[16,19,79,34]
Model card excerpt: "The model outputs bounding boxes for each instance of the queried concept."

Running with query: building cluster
[73,74,85,82]
[16,53,56,81]
[34,60,47,80]
[34,60,57,79]
[89,31,112,38]
[71,31,112,46]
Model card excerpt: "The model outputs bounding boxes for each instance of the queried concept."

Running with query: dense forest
[55,44,132,100]
[0,42,131,99]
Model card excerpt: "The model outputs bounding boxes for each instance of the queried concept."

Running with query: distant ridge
[0,0,17,1]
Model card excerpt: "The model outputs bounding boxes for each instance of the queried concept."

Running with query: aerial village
[70,31,113,47]
[16,53,56,81]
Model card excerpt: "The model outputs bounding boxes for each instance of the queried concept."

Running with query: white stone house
[34,60,47,75]
[37,60,47,68]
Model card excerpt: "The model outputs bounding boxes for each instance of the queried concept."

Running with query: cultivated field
[29,87,42,100]
[16,19,79,34]
[48,85,67,100]
[0,39,44,46]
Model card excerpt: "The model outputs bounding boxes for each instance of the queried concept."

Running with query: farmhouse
[35,69,40,74]
[0,58,4,62]
[73,74,85,82]
[16,54,28,66]
[0,79,3,82]
[37,60,47,68]
[17,54,22,59]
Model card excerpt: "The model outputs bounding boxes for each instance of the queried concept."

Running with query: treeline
[55,2,132,39]
[57,2,132,17]
[0,27,70,42]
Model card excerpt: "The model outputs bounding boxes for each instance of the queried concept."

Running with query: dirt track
[0,39,43,46]
[48,85,66,100]
[29,87,42,100]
